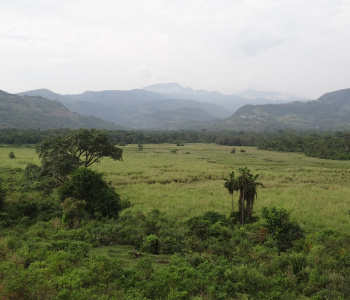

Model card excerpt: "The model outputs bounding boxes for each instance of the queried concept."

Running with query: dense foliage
[258,131,350,160]
[0,163,349,299]
[58,167,123,222]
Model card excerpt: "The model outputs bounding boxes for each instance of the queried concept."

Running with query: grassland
[1,143,349,233]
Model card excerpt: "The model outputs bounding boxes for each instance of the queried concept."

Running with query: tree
[224,168,262,226]
[36,129,123,182]
[236,167,262,225]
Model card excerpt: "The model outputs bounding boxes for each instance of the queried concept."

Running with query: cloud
[1,0,350,97]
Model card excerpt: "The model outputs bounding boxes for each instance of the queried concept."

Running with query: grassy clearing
[89,244,172,269]
[1,143,349,233]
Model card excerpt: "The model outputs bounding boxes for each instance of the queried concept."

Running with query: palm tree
[235,167,252,226]
[224,171,236,211]
[224,168,262,226]
[244,173,263,221]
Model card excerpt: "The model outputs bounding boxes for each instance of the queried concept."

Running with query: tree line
[1,128,350,160]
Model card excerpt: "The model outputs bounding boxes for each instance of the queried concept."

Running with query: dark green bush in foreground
[58,167,122,221]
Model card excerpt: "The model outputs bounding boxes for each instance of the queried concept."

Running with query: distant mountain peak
[143,82,183,89]
[237,89,307,102]
[0,90,10,96]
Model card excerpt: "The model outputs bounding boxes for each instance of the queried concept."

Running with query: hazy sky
[1,0,350,99]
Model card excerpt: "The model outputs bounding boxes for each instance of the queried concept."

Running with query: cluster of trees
[24,129,125,224]
[259,131,350,160]
[0,128,264,147]
[224,168,262,226]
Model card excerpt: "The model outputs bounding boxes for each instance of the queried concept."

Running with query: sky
[1,0,350,99]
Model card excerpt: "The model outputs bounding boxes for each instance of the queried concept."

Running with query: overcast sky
[1,0,350,99]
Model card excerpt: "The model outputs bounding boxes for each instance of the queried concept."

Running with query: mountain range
[0,83,348,131]
[17,83,307,130]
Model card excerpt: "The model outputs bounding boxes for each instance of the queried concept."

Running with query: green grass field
[1,143,349,233]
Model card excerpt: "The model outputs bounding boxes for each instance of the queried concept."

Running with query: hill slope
[0,90,120,130]
[220,88,350,131]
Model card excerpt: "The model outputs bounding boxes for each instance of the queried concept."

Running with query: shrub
[58,167,122,219]
[141,234,160,254]
[8,152,15,159]
[61,197,87,228]
[262,206,304,252]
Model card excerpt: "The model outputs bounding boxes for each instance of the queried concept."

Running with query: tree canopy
[35,129,123,181]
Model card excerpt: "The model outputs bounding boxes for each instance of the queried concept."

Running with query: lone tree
[35,129,123,182]
[224,167,262,226]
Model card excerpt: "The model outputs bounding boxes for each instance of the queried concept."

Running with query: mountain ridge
[219,88,350,131]
[0,91,121,130]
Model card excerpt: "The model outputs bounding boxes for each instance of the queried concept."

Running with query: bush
[141,234,160,254]
[8,152,15,159]
[61,197,87,228]
[58,167,122,219]
[262,206,304,252]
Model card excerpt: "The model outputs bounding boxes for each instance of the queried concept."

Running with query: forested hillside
[0,91,120,130]
[222,88,350,131]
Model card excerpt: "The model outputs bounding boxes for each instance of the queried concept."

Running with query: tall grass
[1,143,349,233]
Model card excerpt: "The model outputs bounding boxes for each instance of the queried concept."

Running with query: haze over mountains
[0,83,346,131]
[17,83,308,130]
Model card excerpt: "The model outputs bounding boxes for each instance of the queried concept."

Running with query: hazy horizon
[1,1,350,99]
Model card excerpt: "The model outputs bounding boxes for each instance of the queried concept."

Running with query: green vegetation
[259,131,350,160]
[0,141,349,299]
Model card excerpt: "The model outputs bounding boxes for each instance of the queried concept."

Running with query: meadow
[2,143,349,233]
